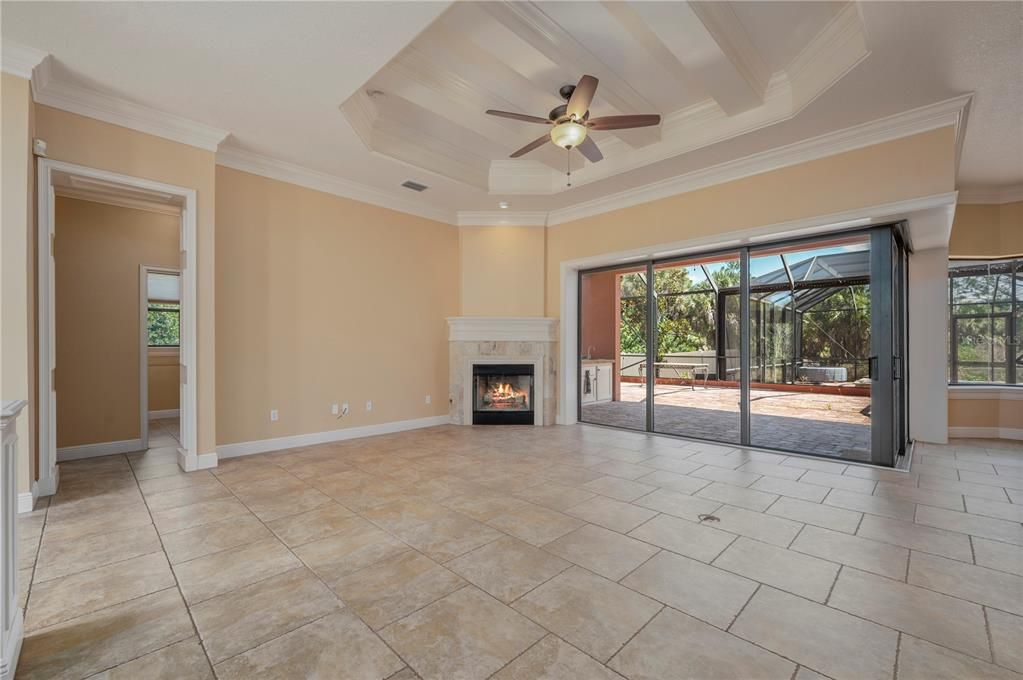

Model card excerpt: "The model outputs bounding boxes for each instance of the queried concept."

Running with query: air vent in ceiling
[401,180,428,192]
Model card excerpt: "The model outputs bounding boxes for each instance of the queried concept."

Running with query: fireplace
[472,363,535,425]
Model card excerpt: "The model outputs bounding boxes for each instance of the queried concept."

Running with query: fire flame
[481,379,529,410]
[490,383,521,399]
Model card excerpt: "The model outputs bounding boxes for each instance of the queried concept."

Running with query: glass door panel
[651,253,741,443]
[578,225,907,467]
[579,265,648,430]
[747,235,873,461]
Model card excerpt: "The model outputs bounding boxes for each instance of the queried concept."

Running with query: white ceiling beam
[482,1,661,148]
[628,1,770,116]
[404,32,569,172]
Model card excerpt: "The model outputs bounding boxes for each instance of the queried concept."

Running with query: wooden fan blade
[587,114,661,130]
[566,75,598,119]
[486,110,552,125]
[510,134,551,158]
[577,136,603,163]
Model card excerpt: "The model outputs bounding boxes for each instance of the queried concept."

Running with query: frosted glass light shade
[550,121,587,149]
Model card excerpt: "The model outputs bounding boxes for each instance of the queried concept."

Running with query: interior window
[147,272,181,348]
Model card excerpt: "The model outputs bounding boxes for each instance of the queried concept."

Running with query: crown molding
[957,184,1023,205]
[547,94,972,226]
[216,145,456,225]
[456,211,548,227]
[1,42,47,79]
[31,56,229,151]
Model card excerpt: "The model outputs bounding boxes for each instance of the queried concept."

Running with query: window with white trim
[948,259,1021,385]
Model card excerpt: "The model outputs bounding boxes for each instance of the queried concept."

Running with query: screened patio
[581,239,877,460]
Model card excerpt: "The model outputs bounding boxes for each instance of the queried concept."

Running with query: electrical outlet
[341,402,350,416]
[425,395,432,404]
[331,403,340,416]
[269,409,279,422]
[365,401,373,412]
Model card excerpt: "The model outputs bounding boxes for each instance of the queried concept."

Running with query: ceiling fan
[486,74,661,164]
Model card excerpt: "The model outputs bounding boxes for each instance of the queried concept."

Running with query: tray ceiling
[342,1,868,194]
[3,1,1019,221]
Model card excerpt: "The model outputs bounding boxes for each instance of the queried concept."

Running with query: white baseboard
[1,606,23,680]
[148,409,179,420]
[16,490,34,511]
[57,438,145,462]
[949,426,1023,441]
[177,448,218,472]
[36,467,59,498]
[217,415,450,460]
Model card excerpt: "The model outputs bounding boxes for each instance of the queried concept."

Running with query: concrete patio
[583,384,872,459]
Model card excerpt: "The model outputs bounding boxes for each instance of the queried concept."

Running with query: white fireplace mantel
[446,317,558,343]
[446,317,559,426]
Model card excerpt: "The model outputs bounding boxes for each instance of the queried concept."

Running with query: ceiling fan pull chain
[566,147,572,188]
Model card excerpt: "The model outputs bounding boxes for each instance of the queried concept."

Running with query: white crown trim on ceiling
[545,93,972,226]
[216,145,456,225]
[456,211,548,227]
[9,43,982,228]
[957,184,1023,205]
[30,56,229,152]
[1,42,47,79]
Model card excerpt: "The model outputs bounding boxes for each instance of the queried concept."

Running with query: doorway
[578,225,910,467]
[37,160,199,496]
[141,267,182,451]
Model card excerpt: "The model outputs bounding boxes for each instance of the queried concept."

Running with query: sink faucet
[585,345,596,359]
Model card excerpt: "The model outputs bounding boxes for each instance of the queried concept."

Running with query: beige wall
[459,226,545,316]
[949,201,1023,258]
[35,105,217,456]
[54,197,179,447]
[148,350,180,412]
[215,166,459,446]
[1,73,36,492]
[545,127,957,317]
[949,397,1023,433]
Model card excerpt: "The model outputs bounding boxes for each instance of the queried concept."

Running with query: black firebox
[472,363,535,425]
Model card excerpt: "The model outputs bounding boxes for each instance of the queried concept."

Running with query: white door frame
[139,266,181,451]
[37,159,198,494]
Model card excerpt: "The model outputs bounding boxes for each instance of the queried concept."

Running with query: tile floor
[15,423,1023,680]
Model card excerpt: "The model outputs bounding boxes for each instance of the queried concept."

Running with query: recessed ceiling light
[498,202,509,209]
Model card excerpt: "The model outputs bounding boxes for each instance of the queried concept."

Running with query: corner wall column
[1,400,27,680]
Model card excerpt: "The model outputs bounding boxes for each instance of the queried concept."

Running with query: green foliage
[619,261,740,359]
[798,286,870,362]
[617,261,873,380]
[148,303,180,347]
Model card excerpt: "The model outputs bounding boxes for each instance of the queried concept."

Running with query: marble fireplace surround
[447,317,558,426]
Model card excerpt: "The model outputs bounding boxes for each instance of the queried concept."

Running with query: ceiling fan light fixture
[550,120,587,149]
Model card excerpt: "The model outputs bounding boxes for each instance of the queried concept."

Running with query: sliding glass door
[650,253,741,444]
[747,234,872,460]
[578,225,909,466]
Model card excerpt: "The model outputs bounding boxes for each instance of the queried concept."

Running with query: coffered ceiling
[2,1,1021,223]
[342,1,867,194]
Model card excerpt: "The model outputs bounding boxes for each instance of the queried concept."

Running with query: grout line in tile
[125,454,216,676]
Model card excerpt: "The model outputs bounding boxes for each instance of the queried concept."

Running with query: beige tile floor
[15,422,1023,680]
